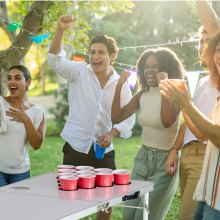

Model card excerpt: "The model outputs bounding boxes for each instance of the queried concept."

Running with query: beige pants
[179,141,206,220]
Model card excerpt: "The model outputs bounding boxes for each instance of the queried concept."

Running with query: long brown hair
[203,32,220,91]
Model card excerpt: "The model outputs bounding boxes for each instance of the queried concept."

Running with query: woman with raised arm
[112,47,184,220]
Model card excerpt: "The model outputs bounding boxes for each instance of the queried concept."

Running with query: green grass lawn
[29,136,180,220]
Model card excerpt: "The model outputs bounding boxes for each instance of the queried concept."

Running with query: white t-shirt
[48,50,135,154]
[184,76,220,145]
[0,96,45,174]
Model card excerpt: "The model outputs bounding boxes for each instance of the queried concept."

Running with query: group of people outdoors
[0,1,220,220]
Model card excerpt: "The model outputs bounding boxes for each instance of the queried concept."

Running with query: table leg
[143,193,149,220]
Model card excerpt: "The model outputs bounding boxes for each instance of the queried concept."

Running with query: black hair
[8,65,31,81]
[137,48,184,91]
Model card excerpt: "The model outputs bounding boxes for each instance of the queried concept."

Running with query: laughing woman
[112,47,184,220]
[160,32,220,220]
[0,65,45,187]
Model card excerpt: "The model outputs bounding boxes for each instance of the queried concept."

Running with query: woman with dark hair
[111,47,184,220]
[160,32,220,220]
[0,65,45,187]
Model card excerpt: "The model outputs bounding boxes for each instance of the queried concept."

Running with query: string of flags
[1,15,203,78]
[6,22,21,32]
[118,39,199,51]
[1,15,199,49]
[29,33,51,44]
[1,17,51,44]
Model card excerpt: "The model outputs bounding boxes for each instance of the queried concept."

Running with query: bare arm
[49,15,75,55]
[24,117,45,149]
[196,0,220,37]
[111,71,140,124]
[165,123,186,176]
[160,95,180,128]
[182,103,220,149]
[160,80,220,149]
[182,111,207,142]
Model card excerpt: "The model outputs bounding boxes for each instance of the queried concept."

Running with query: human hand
[156,72,168,83]
[165,149,178,176]
[57,15,75,30]
[118,70,131,86]
[159,79,191,111]
[6,106,30,123]
[98,132,113,148]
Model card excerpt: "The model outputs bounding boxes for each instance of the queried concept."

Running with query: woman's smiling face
[7,68,29,97]
[144,54,160,87]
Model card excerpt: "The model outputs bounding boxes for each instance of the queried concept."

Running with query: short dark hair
[137,47,184,91]
[8,65,31,81]
[88,35,119,57]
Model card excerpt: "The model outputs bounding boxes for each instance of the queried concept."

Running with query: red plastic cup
[78,174,96,189]
[75,166,94,171]
[58,168,76,174]
[59,175,78,191]
[58,172,76,179]
[94,168,112,174]
[57,165,75,170]
[76,170,95,176]
[113,169,131,185]
[96,172,113,187]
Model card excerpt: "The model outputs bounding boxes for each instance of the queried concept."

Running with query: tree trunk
[0,1,53,95]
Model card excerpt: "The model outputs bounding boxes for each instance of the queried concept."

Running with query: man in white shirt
[48,15,135,220]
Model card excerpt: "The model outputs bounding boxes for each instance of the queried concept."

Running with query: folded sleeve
[48,49,87,82]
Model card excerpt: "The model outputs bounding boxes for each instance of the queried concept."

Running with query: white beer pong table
[0,173,154,220]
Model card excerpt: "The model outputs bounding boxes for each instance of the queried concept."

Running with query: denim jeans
[0,170,30,187]
[194,202,220,220]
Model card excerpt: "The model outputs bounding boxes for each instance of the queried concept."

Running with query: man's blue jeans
[0,171,30,187]
[194,201,220,220]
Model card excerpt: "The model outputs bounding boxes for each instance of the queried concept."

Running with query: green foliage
[99,1,202,71]
[49,86,69,132]
[41,0,134,51]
